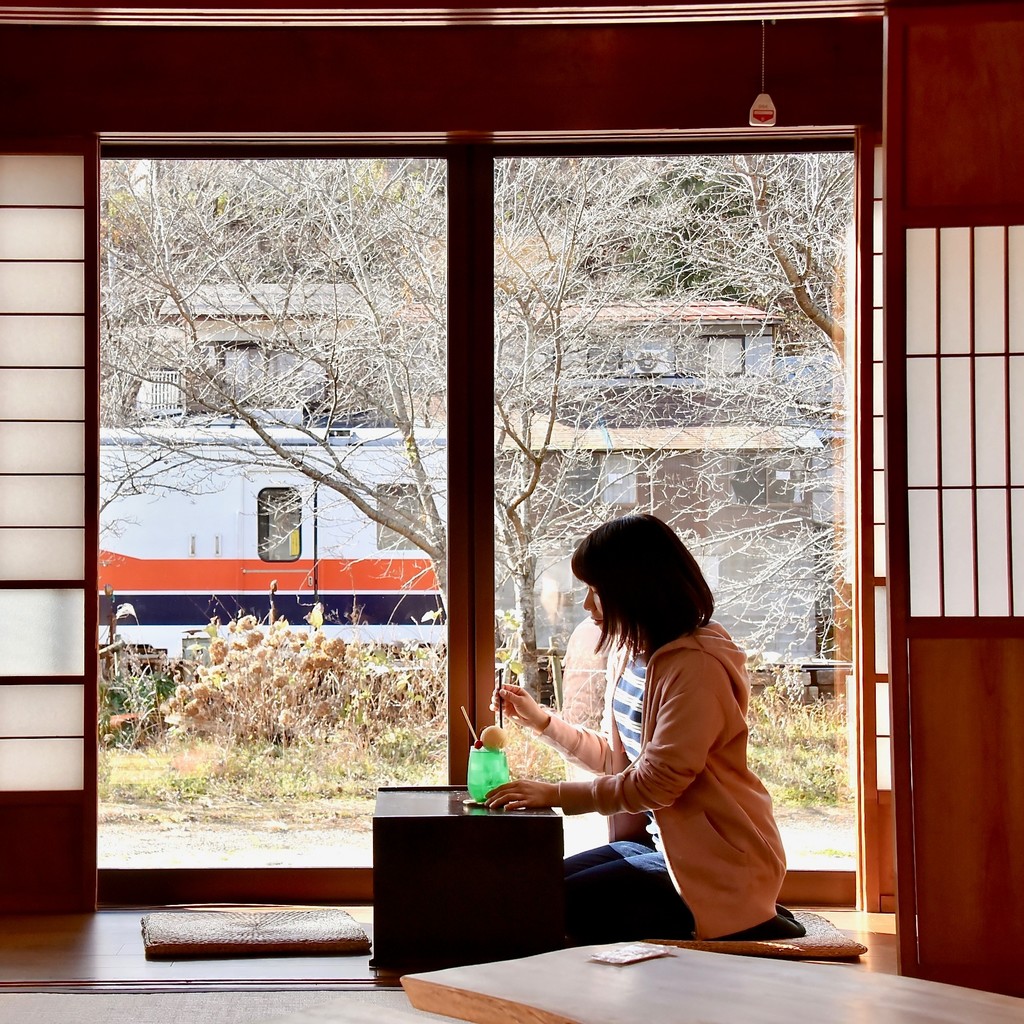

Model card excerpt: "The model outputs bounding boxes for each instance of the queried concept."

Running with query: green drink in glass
[466,745,510,804]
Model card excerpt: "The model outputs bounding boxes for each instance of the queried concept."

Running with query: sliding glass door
[92,143,861,899]
[492,153,857,870]
[98,157,449,870]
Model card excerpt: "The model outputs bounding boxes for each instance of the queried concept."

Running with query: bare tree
[101,152,853,687]
[102,158,449,603]
[492,155,852,689]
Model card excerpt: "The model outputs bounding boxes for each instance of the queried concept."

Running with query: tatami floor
[0,908,897,992]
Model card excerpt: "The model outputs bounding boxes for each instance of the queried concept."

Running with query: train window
[257,487,302,561]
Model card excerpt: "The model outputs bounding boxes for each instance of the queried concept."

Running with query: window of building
[731,457,806,507]
[601,453,638,504]
[708,334,746,376]
[586,345,623,375]
[766,458,806,506]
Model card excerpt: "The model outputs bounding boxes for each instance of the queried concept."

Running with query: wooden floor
[0,907,897,992]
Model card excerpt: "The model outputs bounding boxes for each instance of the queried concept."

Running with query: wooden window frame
[92,138,869,910]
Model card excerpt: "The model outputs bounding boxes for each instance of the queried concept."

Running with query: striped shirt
[611,657,661,846]
[612,658,647,762]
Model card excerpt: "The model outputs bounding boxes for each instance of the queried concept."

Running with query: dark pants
[563,840,695,945]
[563,841,805,945]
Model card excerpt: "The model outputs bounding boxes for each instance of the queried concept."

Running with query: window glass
[257,487,302,561]
[493,153,855,869]
[99,157,448,872]
[709,334,746,376]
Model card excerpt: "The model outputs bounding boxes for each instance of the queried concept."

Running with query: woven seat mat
[647,911,867,959]
[141,908,371,960]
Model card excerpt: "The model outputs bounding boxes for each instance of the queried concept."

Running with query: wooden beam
[0,20,882,137]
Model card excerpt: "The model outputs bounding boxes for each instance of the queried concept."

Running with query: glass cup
[466,745,510,804]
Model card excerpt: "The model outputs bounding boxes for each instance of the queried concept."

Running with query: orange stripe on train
[99,551,438,592]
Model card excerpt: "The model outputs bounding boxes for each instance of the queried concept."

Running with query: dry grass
[100,615,448,806]
[747,682,851,806]
[99,623,849,816]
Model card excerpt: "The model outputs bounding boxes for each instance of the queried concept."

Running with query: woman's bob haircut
[571,513,714,659]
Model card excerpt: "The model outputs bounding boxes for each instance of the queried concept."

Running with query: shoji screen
[0,148,96,911]
[904,225,1024,617]
[886,2,1024,996]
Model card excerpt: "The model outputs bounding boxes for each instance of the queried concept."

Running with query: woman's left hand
[484,779,559,811]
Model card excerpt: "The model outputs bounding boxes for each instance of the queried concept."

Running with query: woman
[486,513,804,944]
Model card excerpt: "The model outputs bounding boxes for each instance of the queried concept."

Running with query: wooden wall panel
[0,19,881,137]
[903,14,1024,212]
[99,867,373,906]
[907,639,1024,992]
[0,798,93,911]
[0,0,885,16]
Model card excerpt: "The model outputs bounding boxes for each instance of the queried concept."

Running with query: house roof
[575,301,778,325]
[160,289,776,326]
[158,282,360,318]
[509,422,823,452]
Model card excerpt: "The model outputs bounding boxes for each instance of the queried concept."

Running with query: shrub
[163,615,447,749]
[502,715,568,784]
[99,647,178,749]
[102,624,849,811]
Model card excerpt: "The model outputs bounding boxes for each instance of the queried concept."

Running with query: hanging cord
[760,19,766,94]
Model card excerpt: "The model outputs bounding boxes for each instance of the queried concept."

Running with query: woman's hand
[484,779,559,811]
[492,682,551,732]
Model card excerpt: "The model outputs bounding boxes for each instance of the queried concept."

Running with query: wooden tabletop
[402,944,1024,1024]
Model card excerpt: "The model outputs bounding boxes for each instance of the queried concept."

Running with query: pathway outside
[98,802,855,870]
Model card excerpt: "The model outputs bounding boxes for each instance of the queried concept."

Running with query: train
[99,420,447,656]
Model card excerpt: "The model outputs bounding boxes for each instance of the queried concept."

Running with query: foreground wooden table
[402,944,1024,1024]
[261,1000,456,1024]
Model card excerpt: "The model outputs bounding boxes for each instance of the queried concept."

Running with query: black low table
[370,786,565,972]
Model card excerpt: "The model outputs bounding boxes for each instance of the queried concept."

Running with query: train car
[99,421,446,655]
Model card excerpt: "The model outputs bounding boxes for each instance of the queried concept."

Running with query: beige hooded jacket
[537,621,786,939]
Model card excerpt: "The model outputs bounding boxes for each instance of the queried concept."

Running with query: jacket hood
[648,621,751,713]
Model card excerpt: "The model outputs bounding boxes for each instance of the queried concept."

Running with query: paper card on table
[589,943,678,965]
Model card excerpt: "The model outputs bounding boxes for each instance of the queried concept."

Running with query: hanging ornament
[749,20,777,127]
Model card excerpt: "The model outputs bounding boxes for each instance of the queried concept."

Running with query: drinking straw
[459,705,479,745]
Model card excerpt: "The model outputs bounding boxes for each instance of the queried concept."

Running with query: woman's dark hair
[570,513,714,659]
